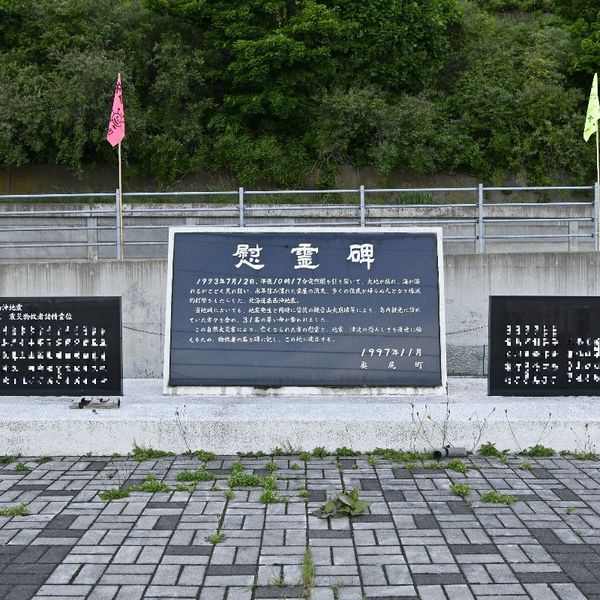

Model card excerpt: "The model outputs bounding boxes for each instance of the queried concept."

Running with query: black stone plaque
[0,297,122,396]
[167,229,444,387]
[489,296,600,396]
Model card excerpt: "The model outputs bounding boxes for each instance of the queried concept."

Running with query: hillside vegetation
[0,0,597,186]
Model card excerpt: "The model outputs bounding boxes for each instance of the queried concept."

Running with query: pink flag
[106,73,125,147]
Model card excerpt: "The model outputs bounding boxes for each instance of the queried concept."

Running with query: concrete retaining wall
[1,252,599,377]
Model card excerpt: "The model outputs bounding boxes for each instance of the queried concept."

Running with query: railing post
[239,187,245,227]
[359,185,365,227]
[477,183,485,254]
[115,188,123,261]
[594,182,599,251]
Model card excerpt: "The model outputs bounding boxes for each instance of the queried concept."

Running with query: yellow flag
[584,73,600,141]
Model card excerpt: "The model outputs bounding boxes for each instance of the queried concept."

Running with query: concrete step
[0,377,597,455]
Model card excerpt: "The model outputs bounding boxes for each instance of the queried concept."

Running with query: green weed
[0,503,30,516]
[237,451,266,458]
[131,444,174,461]
[446,459,468,474]
[520,461,532,471]
[129,474,171,493]
[302,546,314,592]
[312,447,329,458]
[176,469,215,482]
[206,531,226,544]
[14,463,29,472]
[99,489,130,501]
[194,450,216,463]
[34,456,52,464]
[523,444,555,457]
[450,483,471,498]
[312,488,370,518]
[479,491,517,505]
[335,446,359,457]
[479,442,509,459]
[560,450,599,461]
[175,483,196,492]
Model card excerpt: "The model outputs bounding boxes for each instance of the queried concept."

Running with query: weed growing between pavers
[237,450,267,458]
[479,491,517,505]
[520,461,532,471]
[130,474,171,493]
[299,451,312,462]
[131,443,174,461]
[523,444,556,457]
[312,447,329,458]
[99,489,130,501]
[450,483,471,498]
[14,462,29,472]
[194,449,215,463]
[0,455,18,464]
[34,456,52,464]
[335,446,359,457]
[269,574,287,587]
[0,502,29,516]
[302,547,314,596]
[264,461,279,473]
[560,450,599,460]
[206,530,226,544]
[479,441,509,459]
[372,448,434,463]
[175,483,197,493]
[223,489,235,500]
[312,488,370,518]
[176,469,215,482]
[445,459,468,474]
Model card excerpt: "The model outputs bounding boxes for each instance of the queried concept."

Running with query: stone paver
[0,453,600,599]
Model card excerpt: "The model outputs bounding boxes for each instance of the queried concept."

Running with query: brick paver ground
[1,451,599,600]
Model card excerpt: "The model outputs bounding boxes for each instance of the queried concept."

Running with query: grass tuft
[0,503,30,517]
[206,531,226,544]
[479,442,509,459]
[479,491,517,505]
[131,444,174,461]
[176,469,215,483]
[129,474,171,493]
[560,450,598,461]
[445,459,468,474]
[99,489,130,501]
[523,444,555,457]
[450,483,471,498]
[194,450,215,463]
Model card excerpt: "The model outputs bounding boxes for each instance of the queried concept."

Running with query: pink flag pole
[107,73,126,260]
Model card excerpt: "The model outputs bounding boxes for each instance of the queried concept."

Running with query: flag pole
[118,141,124,259]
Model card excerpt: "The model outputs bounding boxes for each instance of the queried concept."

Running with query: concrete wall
[1,252,599,377]
[0,261,167,377]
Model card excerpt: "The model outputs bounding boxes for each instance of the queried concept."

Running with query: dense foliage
[0,0,596,186]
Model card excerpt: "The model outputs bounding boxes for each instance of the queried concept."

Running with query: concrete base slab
[0,377,598,455]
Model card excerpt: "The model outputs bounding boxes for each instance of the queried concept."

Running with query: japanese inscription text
[168,231,443,387]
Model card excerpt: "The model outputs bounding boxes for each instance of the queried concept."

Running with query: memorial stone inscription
[489,296,600,396]
[0,297,122,396]
[166,228,444,388]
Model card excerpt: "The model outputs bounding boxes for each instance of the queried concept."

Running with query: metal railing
[0,183,598,260]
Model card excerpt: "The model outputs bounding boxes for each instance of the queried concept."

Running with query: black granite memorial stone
[167,229,444,388]
[0,297,122,396]
[489,295,600,396]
